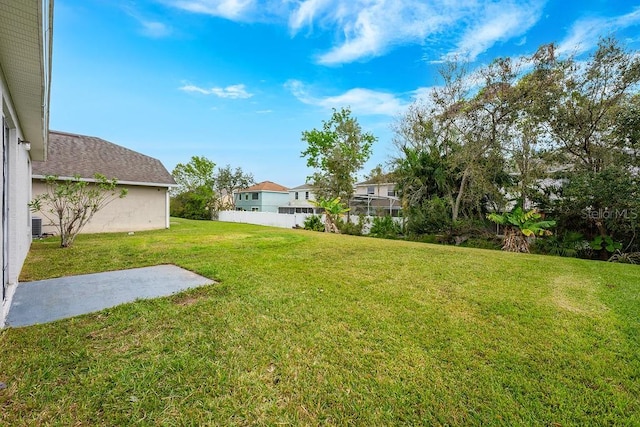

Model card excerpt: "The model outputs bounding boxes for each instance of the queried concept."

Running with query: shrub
[369,216,402,239]
[337,214,367,236]
[303,215,325,232]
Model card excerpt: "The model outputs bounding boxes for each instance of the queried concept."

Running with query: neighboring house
[32,131,177,234]
[352,179,401,216]
[1,0,53,326]
[235,181,289,213]
[278,183,322,214]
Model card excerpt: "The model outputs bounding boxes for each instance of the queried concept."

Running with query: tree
[301,107,376,202]
[487,207,555,253]
[525,38,640,173]
[215,164,254,210]
[312,197,350,233]
[526,39,640,250]
[171,156,217,219]
[172,156,216,196]
[29,174,127,248]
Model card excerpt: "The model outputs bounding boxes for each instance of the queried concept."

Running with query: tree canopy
[392,37,640,257]
[301,107,376,202]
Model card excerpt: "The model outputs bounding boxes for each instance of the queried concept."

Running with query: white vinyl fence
[218,211,313,229]
[217,211,403,234]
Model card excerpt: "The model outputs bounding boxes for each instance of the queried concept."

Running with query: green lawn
[1,218,639,425]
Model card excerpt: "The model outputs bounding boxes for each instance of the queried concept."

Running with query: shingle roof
[241,181,289,192]
[290,183,314,190]
[32,131,176,186]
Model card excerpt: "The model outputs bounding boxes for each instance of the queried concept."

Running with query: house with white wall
[352,179,401,217]
[32,131,177,234]
[278,183,322,214]
[1,0,53,326]
[235,181,289,213]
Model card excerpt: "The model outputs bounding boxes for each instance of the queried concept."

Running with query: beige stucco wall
[32,181,170,234]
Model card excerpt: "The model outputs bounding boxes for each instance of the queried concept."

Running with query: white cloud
[160,0,548,65]
[284,79,406,116]
[140,21,173,38]
[122,5,173,38]
[291,0,452,65]
[557,7,640,56]
[162,0,255,20]
[180,83,253,99]
[447,1,544,61]
[289,0,546,65]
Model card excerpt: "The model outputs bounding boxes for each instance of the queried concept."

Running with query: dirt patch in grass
[551,275,608,315]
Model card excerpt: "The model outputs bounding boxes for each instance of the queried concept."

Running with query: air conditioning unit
[32,217,42,238]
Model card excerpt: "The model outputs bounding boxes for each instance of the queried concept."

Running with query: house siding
[31,181,170,234]
[1,70,33,326]
[236,190,289,213]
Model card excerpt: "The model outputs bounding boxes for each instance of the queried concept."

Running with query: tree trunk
[452,168,470,222]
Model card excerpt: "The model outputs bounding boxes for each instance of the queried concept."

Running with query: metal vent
[32,217,42,238]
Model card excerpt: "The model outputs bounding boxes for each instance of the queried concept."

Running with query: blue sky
[49,0,640,187]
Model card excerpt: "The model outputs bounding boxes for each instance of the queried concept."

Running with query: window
[367,186,375,195]
[295,192,299,200]
[252,192,259,200]
[237,193,242,200]
[245,194,249,200]
[251,207,259,212]
[387,189,396,197]
[305,191,309,200]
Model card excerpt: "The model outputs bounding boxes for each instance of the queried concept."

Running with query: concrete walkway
[6,265,214,327]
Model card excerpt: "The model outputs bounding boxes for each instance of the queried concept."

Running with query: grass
[1,218,639,425]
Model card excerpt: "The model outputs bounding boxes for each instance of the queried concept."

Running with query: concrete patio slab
[6,265,214,327]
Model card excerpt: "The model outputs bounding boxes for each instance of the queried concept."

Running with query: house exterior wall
[235,190,289,213]
[32,181,170,234]
[354,182,397,198]
[1,72,33,326]
[278,187,321,214]
[352,182,401,216]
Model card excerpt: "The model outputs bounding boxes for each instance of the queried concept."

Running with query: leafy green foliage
[301,107,376,201]
[531,231,590,258]
[171,156,217,220]
[369,215,402,239]
[590,235,622,253]
[303,214,324,232]
[170,190,212,220]
[391,37,640,257]
[337,214,367,236]
[29,174,127,248]
[311,197,350,233]
[487,207,556,253]
[171,158,254,219]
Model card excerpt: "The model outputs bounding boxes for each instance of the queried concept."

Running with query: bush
[337,214,367,236]
[170,191,212,220]
[369,216,402,239]
[405,197,451,235]
[303,215,325,232]
[530,231,591,258]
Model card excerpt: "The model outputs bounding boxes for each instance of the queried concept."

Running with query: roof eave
[0,0,53,161]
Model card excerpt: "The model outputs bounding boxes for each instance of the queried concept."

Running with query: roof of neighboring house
[289,183,314,191]
[32,131,176,187]
[240,181,289,192]
[356,178,397,186]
